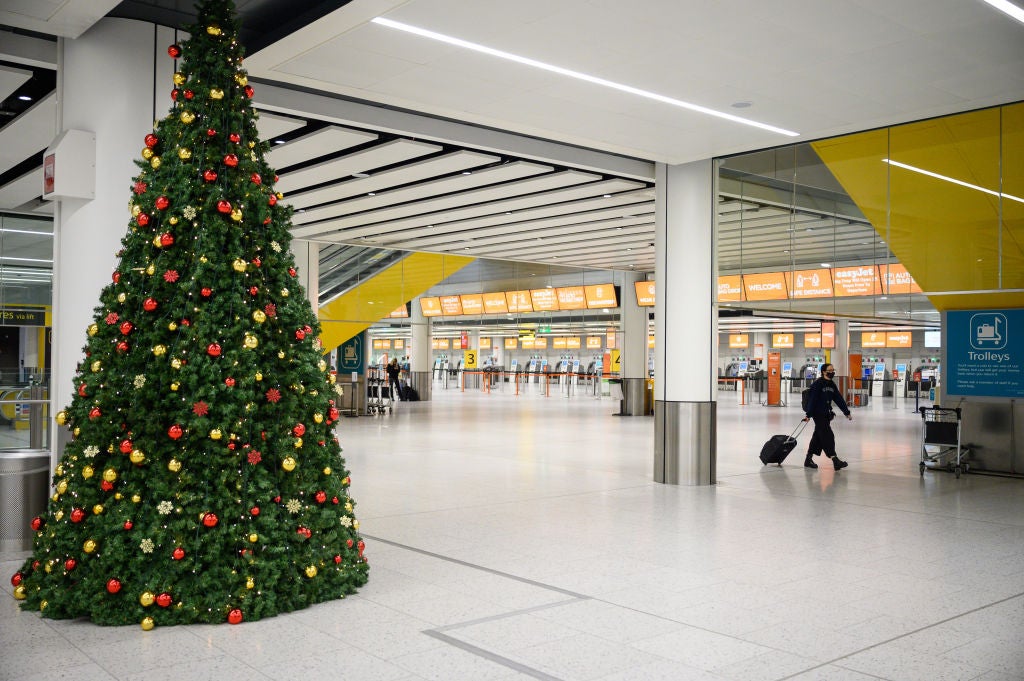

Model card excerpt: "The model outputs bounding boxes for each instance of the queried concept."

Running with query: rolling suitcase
[759,420,809,466]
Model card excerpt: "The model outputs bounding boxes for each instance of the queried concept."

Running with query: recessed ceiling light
[883,158,1024,204]
[371,17,799,137]
[820,262,830,267]
[353,172,370,178]
[462,171,472,175]
[367,192,376,196]
[17,95,31,101]
[603,194,611,198]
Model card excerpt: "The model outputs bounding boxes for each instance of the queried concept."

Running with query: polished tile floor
[3,385,1024,681]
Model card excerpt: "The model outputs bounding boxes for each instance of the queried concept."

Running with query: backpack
[801,388,811,413]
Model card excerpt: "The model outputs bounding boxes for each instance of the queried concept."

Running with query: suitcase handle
[790,419,809,439]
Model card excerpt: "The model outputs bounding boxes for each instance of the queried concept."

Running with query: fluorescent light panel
[371,17,799,137]
[981,0,1024,24]
[883,158,1024,204]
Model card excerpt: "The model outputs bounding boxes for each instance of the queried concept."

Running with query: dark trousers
[807,413,838,458]
[389,378,401,400]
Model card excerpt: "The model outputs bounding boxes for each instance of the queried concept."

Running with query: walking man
[803,363,852,470]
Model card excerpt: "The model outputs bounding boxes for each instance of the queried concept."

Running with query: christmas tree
[9,0,368,627]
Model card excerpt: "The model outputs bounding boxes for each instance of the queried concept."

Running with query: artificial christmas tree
[10,0,368,626]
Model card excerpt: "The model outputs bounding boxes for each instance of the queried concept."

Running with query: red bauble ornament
[216,200,232,213]
[272,496,281,503]
[123,520,133,530]
[228,608,243,625]
[11,572,23,587]
[244,85,255,98]
[167,44,181,58]
[328,407,339,422]
[229,133,241,143]
[224,377,235,387]
[227,443,236,451]
[160,233,174,247]
[171,89,179,101]
[155,196,170,210]
[144,134,158,148]
[292,423,306,437]
[250,173,261,185]
[295,329,306,340]
[314,491,326,504]
[78,383,87,397]
[207,128,217,137]
[201,287,212,297]
[143,298,158,312]
[332,496,339,504]
[70,508,86,523]
[120,439,133,453]
[268,195,277,206]
[172,547,185,560]
[357,540,365,557]
[168,424,183,440]
[137,213,150,226]
[119,321,133,335]
[251,257,261,267]
[30,516,43,531]
[156,592,172,607]
[249,286,258,295]
[334,555,342,564]
[106,578,122,594]
[304,324,313,334]
[288,267,297,277]
[116,341,129,354]
[223,153,239,167]
[346,539,354,548]
[263,216,271,225]
[184,89,194,100]
[64,558,77,571]
[250,506,260,516]
[296,527,311,538]
[207,343,222,357]
[203,169,218,182]
[89,407,102,420]
[202,513,218,528]
[100,480,113,492]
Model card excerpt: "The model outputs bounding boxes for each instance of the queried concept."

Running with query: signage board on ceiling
[584,284,617,308]
[717,275,743,301]
[530,288,559,311]
[440,295,463,316]
[504,337,518,349]
[946,309,1023,398]
[879,264,923,295]
[804,333,822,348]
[634,281,655,306]
[534,337,548,348]
[772,333,794,348]
[460,293,483,314]
[388,304,409,318]
[482,291,509,314]
[861,331,886,348]
[786,268,834,299]
[566,337,581,349]
[833,266,883,297]
[742,272,788,301]
[886,331,912,348]
[728,334,748,348]
[821,321,836,349]
[506,290,533,313]
[587,336,603,349]
[556,286,586,310]
[419,297,442,317]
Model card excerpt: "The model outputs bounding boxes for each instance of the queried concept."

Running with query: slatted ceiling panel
[567,251,655,268]
[470,228,653,258]
[0,167,41,211]
[302,178,650,242]
[254,110,307,142]
[286,149,500,212]
[453,219,654,253]
[265,126,378,169]
[276,138,442,194]
[0,91,55,176]
[0,64,31,102]
[292,160,560,227]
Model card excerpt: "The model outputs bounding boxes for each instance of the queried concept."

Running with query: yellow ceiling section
[317,252,474,351]
[812,102,1024,311]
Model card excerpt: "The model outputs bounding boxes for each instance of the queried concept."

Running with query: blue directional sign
[338,332,365,375]
[946,309,1023,398]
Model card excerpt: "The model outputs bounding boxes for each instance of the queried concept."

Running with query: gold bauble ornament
[117,292,127,303]
[83,539,97,553]
[254,372,263,381]
[40,600,48,611]
[243,334,258,349]
[153,235,163,247]
[102,468,117,482]
[81,465,94,479]
[56,410,68,425]
[140,592,154,607]
[178,147,192,160]
[87,324,99,337]
[248,533,258,543]
[206,24,222,35]
[167,459,181,472]
[318,360,327,372]
[150,156,161,169]
[91,361,102,372]
[293,437,303,449]
[92,504,104,515]
[170,382,180,392]
[56,479,68,495]
[169,216,178,225]
[245,576,254,589]
[13,585,26,600]
[322,467,331,476]
[232,259,247,272]
[54,509,64,520]
[305,565,318,578]
[171,358,182,370]
[153,345,167,356]
[44,563,52,573]
[141,617,155,631]
[131,203,141,216]
[230,208,243,222]
[114,493,122,500]
[129,449,145,464]
[313,413,323,424]
[345,501,353,512]
[55,463,64,476]
[210,88,224,99]
[142,148,154,160]
[146,263,155,275]
[252,310,266,324]
[199,255,208,263]
[131,494,141,503]
[173,72,185,85]
[278,351,286,359]
[74,427,81,436]
[235,74,248,86]
[281,456,296,472]
[209,428,223,440]
[281,288,289,297]
[179,111,195,124]
[353,519,360,530]
[168,322,178,331]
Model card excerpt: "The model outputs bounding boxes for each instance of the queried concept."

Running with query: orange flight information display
[821,321,836,349]
[772,333,794,348]
[553,337,567,349]
[833,266,883,296]
[504,337,517,349]
[506,290,533,313]
[886,331,912,348]
[419,297,442,317]
[388,304,409,318]
[861,331,886,348]
[717,275,743,302]
[439,295,463,316]
[482,291,508,314]
[587,336,603,349]
[804,333,822,348]
[460,293,483,315]
[786,268,833,299]
[634,281,655,306]
[584,284,617,308]
[530,288,559,311]
[533,337,548,348]
[556,286,587,310]
[728,334,749,348]
[879,264,923,294]
[742,272,788,300]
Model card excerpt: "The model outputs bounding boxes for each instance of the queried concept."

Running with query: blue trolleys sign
[946,309,1023,398]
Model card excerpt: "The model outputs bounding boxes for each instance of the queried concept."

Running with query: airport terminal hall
[3,1,1024,680]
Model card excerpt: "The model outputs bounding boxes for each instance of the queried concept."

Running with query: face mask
[825,371,836,379]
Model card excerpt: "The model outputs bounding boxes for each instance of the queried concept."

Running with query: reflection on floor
[3,387,1023,681]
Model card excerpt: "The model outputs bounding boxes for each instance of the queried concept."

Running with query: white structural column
[621,270,649,415]
[291,240,319,311]
[52,19,177,469]
[410,297,432,400]
[653,160,717,485]
[833,320,850,377]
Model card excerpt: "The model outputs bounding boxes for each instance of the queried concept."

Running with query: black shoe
[832,457,848,471]
[804,454,818,469]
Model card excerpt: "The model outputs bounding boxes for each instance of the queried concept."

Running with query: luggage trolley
[366,366,392,415]
[919,406,969,478]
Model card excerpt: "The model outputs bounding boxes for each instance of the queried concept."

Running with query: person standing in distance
[803,363,852,470]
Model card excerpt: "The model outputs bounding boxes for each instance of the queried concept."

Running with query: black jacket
[804,377,850,418]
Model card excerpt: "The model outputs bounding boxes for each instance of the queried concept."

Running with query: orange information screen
[772,333,794,348]
[553,337,567,349]
[861,331,886,348]
[533,337,548,348]
[372,339,383,349]
[530,288,559,311]
[587,336,603,349]
[584,284,617,308]
[717,275,743,302]
[556,286,587,310]
[460,294,483,315]
[886,331,912,348]
[728,334,749,348]
[419,297,442,317]
[880,264,923,294]
[786,269,833,299]
[804,333,822,348]
[435,338,450,349]
[394,339,404,349]
[506,290,533,313]
[389,305,409,318]
[482,292,509,314]
[521,338,535,349]
[440,295,463,316]
[634,281,655,306]
[566,337,581,349]
[648,335,655,348]
[479,337,491,349]
[821,321,836,349]
[743,272,788,300]
[504,337,517,349]
[833,266,883,296]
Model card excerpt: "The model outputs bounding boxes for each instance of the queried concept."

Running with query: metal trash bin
[0,449,51,554]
